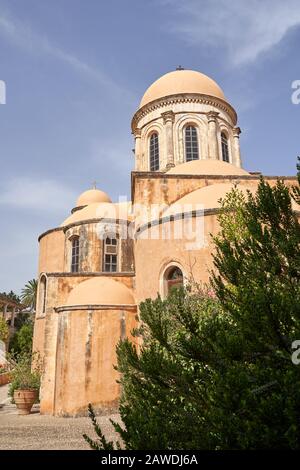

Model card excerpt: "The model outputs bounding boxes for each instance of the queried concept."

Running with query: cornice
[131,93,237,133]
[44,272,135,278]
[135,208,219,237]
[55,304,137,313]
[131,171,297,181]
[135,207,300,237]
[38,218,131,242]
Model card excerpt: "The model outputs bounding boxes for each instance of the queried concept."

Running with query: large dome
[140,69,226,108]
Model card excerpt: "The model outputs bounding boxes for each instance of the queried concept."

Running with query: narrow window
[71,237,80,273]
[149,133,159,171]
[39,275,47,314]
[185,125,199,162]
[221,132,230,163]
[103,236,118,272]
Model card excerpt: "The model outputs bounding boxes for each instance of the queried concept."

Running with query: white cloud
[0,176,77,213]
[0,11,130,97]
[164,0,300,66]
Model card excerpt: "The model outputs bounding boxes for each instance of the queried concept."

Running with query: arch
[159,261,185,298]
[149,132,160,171]
[175,115,206,164]
[70,235,80,273]
[141,121,164,171]
[184,124,199,162]
[221,131,230,163]
[38,274,47,315]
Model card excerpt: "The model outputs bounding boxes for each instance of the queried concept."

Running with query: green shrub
[84,168,300,450]
[0,317,9,343]
[8,352,41,403]
[9,322,33,356]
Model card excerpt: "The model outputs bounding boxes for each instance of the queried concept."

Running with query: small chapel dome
[76,188,112,207]
[139,69,226,108]
[61,201,132,227]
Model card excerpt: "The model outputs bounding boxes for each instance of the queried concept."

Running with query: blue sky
[0,0,299,294]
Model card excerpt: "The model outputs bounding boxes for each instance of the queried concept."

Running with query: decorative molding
[71,205,87,214]
[55,304,137,313]
[161,110,175,124]
[207,111,219,123]
[38,218,131,242]
[233,126,241,137]
[44,272,135,278]
[131,172,297,181]
[131,93,237,133]
[135,209,219,237]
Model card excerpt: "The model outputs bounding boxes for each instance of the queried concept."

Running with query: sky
[0,0,299,294]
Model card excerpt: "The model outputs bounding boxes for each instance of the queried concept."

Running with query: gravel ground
[0,385,121,450]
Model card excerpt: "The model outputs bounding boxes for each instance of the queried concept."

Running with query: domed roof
[64,277,135,307]
[76,189,112,207]
[61,201,132,227]
[166,160,249,176]
[163,183,255,217]
[140,69,226,108]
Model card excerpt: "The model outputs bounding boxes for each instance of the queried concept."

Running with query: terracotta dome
[163,183,255,217]
[61,202,132,227]
[166,160,249,176]
[64,277,135,307]
[140,69,226,108]
[76,189,112,207]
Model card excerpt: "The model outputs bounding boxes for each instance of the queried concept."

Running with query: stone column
[134,129,142,170]
[233,127,242,168]
[162,111,175,170]
[207,111,219,160]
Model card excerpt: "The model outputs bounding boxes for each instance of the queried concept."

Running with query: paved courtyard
[0,385,121,450]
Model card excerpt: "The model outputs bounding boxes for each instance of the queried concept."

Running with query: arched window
[71,236,80,273]
[39,275,47,314]
[149,133,159,171]
[185,125,199,162]
[221,132,230,163]
[103,236,118,272]
[164,266,184,296]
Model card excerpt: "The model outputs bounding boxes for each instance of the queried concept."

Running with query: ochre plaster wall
[40,307,137,416]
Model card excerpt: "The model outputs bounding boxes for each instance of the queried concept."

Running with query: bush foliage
[85,167,300,450]
[8,352,41,403]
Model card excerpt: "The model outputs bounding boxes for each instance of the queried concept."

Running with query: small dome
[166,160,249,176]
[61,202,132,227]
[64,277,135,307]
[76,189,112,207]
[140,69,226,108]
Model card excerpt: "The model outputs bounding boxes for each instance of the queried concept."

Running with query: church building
[32,69,297,416]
